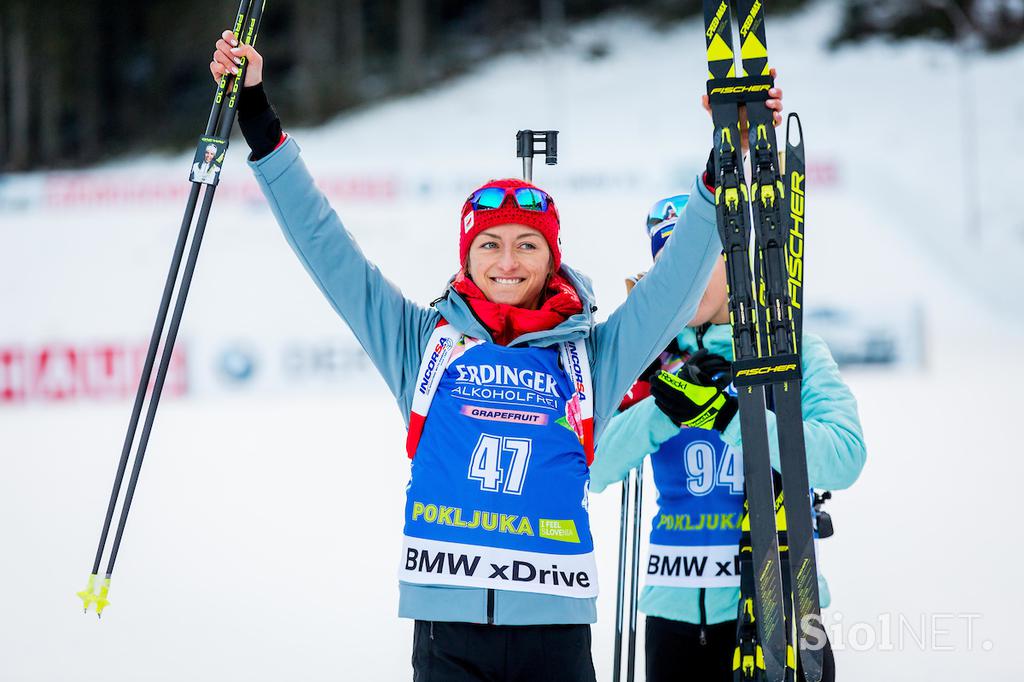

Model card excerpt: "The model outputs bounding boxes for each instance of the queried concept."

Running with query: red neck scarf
[451,272,584,346]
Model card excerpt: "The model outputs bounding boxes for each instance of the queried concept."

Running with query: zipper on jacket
[698,588,708,646]
[430,621,435,640]
[487,588,495,625]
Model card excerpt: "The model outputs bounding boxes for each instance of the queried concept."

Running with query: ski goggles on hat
[646,194,690,259]
[468,187,555,214]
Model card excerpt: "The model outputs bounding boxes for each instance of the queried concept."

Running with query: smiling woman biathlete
[212,30,732,682]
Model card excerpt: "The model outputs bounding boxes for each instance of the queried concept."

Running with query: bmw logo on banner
[217,346,258,386]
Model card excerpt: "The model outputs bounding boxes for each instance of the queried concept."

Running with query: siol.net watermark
[800,611,994,653]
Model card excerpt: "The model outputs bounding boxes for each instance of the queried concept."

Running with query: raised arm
[591,178,720,431]
[212,31,437,412]
[249,141,437,413]
[591,75,786,433]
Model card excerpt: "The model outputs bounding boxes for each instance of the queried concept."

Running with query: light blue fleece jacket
[589,324,866,624]
[248,137,723,625]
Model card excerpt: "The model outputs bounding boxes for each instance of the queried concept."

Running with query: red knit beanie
[459,178,561,271]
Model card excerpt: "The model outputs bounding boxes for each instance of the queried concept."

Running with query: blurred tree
[7,0,1019,172]
[342,0,367,95]
[37,2,61,164]
[0,6,7,167]
[541,0,568,45]
[75,0,103,162]
[484,0,524,49]
[399,0,426,90]
[8,0,30,170]
[833,0,1024,50]
[294,1,338,118]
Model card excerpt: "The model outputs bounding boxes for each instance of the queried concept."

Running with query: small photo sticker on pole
[190,136,227,186]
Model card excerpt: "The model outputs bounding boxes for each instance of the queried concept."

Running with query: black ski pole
[78,0,267,617]
[612,465,645,682]
[625,461,644,682]
[612,470,631,682]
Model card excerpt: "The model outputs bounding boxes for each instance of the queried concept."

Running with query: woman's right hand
[210,29,263,87]
[700,68,783,154]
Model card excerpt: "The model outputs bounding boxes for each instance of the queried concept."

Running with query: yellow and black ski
[702,1,823,680]
[734,0,824,678]
[702,2,787,681]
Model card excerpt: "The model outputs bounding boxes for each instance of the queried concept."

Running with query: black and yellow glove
[650,349,738,431]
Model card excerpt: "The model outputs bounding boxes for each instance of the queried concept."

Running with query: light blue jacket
[249,137,723,625]
[589,324,866,624]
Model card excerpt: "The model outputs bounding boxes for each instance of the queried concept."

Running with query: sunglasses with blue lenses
[469,187,553,213]
[646,194,690,231]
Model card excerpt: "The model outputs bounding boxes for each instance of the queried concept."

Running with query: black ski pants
[645,616,836,682]
[411,620,597,682]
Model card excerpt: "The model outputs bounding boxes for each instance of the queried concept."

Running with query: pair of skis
[77,0,267,617]
[701,2,819,681]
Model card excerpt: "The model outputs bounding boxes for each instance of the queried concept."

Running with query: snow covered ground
[1,2,1021,680]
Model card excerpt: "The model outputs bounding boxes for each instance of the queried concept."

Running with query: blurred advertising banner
[0,159,842,212]
[192,337,375,395]
[0,336,381,407]
[0,308,923,409]
[0,342,186,404]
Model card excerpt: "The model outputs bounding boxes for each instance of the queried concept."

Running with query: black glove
[237,82,283,161]
[703,148,716,192]
[683,348,733,389]
[650,350,737,431]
